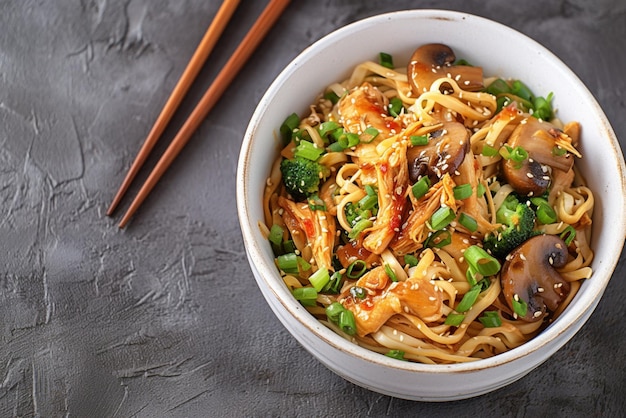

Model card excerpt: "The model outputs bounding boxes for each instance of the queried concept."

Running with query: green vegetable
[456,284,482,313]
[385,349,407,360]
[379,52,394,69]
[294,140,324,161]
[346,260,367,279]
[410,135,428,146]
[424,230,451,249]
[430,206,455,230]
[512,295,528,318]
[325,302,345,322]
[412,176,431,199]
[560,225,576,246]
[280,157,329,201]
[453,183,473,200]
[338,310,357,335]
[277,253,299,274]
[350,286,367,300]
[292,287,317,306]
[280,113,300,144]
[479,311,502,328]
[458,212,478,232]
[309,268,330,292]
[444,313,465,326]
[388,97,404,117]
[483,194,536,259]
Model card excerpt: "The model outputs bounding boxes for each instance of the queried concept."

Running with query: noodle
[263,44,595,364]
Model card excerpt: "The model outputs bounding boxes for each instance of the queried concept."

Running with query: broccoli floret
[280,157,328,201]
[483,194,536,259]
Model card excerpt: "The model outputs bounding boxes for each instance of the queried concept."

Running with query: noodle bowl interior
[262,43,594,364]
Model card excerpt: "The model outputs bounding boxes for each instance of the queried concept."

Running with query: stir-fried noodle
[262,44,594,363]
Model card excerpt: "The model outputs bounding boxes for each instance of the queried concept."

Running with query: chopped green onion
[323,271,343,294]
[341,132,361,149]
[309,268,330,292]
[430,206,456,230]
[512,295,528,318]
[465,265,479,287]
[481,144,499,157]
[318,121,341,138]
[560,225,577,246]
[324,91,340,105]
[338,310,357,335]
[458,212,478,232]
[298,256,311,272]
[325,302,345,322]
[346,260,367,279]
[410,135,429,146]
[385,349,407,360]
[500,145,528,164]
[511,80,533,102]
[479,311,502,328]
[280,113,300,144]
[403,254,419,267]
[277,253,299,274]
[464,245,501,277]
[268,224,284,246]
[444,313,465,326]
[358,194,378,211]
[292,287,317,306]
[379,52,394,69]
[348,218,373,239]
[282,240,296,254]
[294,140,324,161]
[535,202,557,224]
[350,286,367,300]
[476,183,486,198]
[533,92,554,120]
[384,264,398,282]
[361,127,380,143]
[456,284,482,313]
[388,97,403,117]
[307,194,326,211]
[453,183,473,200]
[485,78,511,96]
[327,141,345,153]
[424,229,452,249]
[365,185,376,196]
[412,176,431,199]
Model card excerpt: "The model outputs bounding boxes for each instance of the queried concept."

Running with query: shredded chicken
[338,82,401,137]
[391,174,457,255]
[278,197,336,271]
[453,152,495,237]
[361,141,409,254]
[341,257,443,337]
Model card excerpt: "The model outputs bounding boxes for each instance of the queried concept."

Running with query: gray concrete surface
[1,0,624,416]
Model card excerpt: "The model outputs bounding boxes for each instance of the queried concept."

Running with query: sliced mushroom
[501,235,570,322]
[407,121,470,183]
[501,117,575,196]
[407,43,484,95]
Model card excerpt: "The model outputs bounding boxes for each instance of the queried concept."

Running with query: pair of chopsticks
[107,0,291,227]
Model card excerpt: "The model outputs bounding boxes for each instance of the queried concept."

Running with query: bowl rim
[237,9,626,375]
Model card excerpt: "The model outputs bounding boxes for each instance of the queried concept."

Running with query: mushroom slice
[407,43,484,95]
[407,121,470,183]
[501,117,575,196]
[501,235,570,322]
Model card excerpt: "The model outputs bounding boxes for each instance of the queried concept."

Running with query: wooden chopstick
[107,0,241,217]
[115,0,291,228]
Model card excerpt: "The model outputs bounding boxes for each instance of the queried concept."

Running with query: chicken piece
[278,197,336,271]
[361,141,409,254]
[390,173,457,255]
[341,258,443,337]
[338,82,401,137]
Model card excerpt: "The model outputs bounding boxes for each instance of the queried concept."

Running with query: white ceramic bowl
[236,10,626,401]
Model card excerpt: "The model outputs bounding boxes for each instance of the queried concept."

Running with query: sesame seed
[526,172,534,178]
[533,311,543,318]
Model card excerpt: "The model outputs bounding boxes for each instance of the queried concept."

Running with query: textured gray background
[1,0,625,416]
